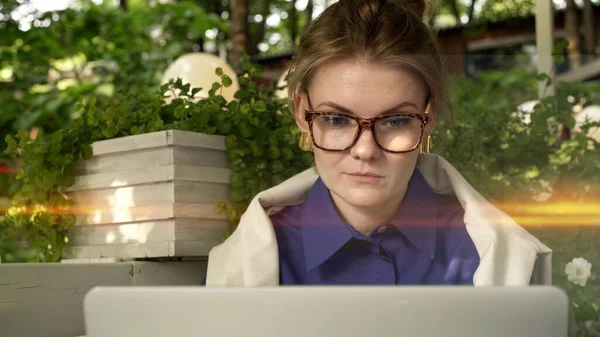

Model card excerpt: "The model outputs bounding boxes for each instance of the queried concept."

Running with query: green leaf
[5,135,18,155]
[251,141,265,157]
[270,160,284,173]
[554,54,565,65]
[281,147,294,161]
[536,73,550,82]
[240,103,251,114]
[271,174,285,186]
[230,172,244,187]
[153,118,165,131]
[215,67,224,76]
[81,144,93,160]
[102,125,119,139]
[269,146,280,159]
[255,101,266,112]
[225,135,238,148]
[180,120,193,130]
[231,189,245,202]
[208,102,221,114]
[227,100,239,112]
[216,201,226,214]
[191,88,202,97]
[222,75,232,88]
[181,83,191,95]
[218,122,232,134]
[192,110,210,126]
[174,105,188,119]
[239,124,252,138]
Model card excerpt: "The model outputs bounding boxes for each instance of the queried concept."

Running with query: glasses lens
[311,114,423,152]
[375,116,422,152]
[312,115,359,150]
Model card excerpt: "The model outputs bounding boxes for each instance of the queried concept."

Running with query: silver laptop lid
[84,286,568,337]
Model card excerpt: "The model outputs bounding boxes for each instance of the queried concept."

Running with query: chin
[338,188,388,208]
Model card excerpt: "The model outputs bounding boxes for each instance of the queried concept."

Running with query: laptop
[84,286,569,337]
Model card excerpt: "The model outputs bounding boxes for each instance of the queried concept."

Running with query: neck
[329,187,408,236]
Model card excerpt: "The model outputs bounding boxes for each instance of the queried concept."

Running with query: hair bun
[394,0,427,20]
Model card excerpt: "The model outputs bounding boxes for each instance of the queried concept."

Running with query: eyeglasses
[303,97,429,153]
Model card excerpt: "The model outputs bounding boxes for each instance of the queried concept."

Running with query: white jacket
[206,153,552,286]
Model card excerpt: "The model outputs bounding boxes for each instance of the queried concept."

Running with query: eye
[321,115,351,126]
[382,117,411,128]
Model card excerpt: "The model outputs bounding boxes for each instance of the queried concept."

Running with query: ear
[294,92,310,132]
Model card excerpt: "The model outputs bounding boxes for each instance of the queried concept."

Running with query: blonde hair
[287,0,451,128]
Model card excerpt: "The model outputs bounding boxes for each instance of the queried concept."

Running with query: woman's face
[295,59,430,210]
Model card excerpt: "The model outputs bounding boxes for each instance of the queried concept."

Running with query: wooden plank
[69,220,176,245]
[558,57,600,82]
[172,166,230,184]
[75,146,172,175]
[69,218,228,245]
[63,239,220,259]
[63,242,173,259]
[68,166,171,192]
[174,218,229,242]
[173,240,222,257]
[68,165,231,192]
[91,131,169,156]
[92,130,226,156]
[131,261,207,285]
[173,146,228,168]
[0,263,132,337]
[75,146,228,176]
[0,261,208,337]
[174,180,229,203]
[169,130,226,151]
[69,181,229,209]
[69,182,176,208]
[75,203,227,226]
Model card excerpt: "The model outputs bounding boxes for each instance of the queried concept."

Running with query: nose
[349,128,382,161]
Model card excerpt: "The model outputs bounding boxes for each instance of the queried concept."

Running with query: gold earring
[419,135,432,154]
[298,131,313,152]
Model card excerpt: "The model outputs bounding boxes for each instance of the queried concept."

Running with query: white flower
[565,257,592,286]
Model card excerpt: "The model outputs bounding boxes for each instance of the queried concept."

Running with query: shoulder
[270,203,304,252]
[434,192,469,240]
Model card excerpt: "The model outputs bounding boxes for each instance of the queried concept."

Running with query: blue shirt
[270,169,479,285]
[201,169,479,286]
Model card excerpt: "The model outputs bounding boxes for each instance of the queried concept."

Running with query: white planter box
[64,130,231,260]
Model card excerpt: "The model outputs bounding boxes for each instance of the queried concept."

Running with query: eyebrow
[315,101,418,116]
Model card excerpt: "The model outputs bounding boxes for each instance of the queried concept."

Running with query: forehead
[307,59,428,115]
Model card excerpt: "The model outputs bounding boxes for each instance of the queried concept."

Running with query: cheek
[313,150,344,175]
[384,152,420,178]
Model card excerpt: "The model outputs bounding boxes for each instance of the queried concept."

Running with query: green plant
[435,71,600,205]
[2,55,311,262]
[438,70,600,336]
[0,0,224,192]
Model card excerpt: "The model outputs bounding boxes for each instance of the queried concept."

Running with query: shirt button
[377,226,388,234]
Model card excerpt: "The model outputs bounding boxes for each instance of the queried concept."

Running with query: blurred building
[253,3,600,82]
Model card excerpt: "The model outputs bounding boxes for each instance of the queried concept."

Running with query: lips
[346,172,384,178]
[344,172,384,183]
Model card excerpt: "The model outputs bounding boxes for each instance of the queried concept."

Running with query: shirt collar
[299,178,354,272]
[299,169,439,272]
[387,169,438,259]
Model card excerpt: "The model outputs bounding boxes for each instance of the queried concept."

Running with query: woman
[204,0,551,286]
